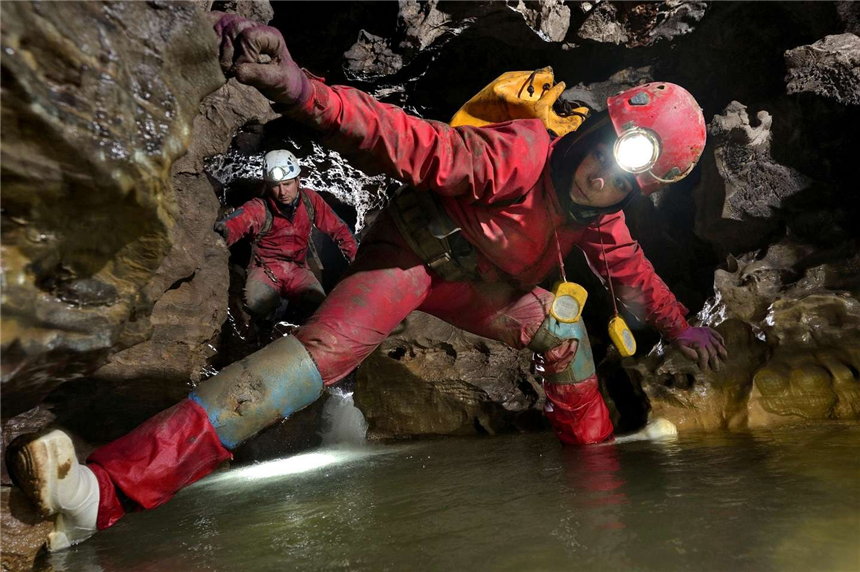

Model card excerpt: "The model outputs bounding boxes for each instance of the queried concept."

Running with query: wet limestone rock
[637,239,860,430]
[0,487,53,572]
[577,1,708,47]
[0,1,224,418]
[508,1,571,43]
[396,0,457,53]
[749,294,860,426]
[343,0,575,81]
[354,312,543,439]
[344,30,404,81]
[694,101,814,255]
[625,319,767,431]
[577,1,628,45]
[785,33,860,105]
[77,79,278,431]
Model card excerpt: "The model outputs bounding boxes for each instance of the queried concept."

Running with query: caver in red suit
[215,150,358,322]
[6,14,728,549]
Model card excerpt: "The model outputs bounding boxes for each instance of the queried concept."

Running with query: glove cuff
[663,318,690,342]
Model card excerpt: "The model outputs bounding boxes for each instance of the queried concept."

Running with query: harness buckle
[427,252,452,270]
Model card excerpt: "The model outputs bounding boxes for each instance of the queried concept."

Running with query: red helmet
[606,82,706,195]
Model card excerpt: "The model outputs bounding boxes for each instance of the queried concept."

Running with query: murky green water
[41,423,859,572]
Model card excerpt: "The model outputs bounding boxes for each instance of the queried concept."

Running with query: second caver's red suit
[223,189,357,320]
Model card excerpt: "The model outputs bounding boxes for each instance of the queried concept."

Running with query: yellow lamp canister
[550,282,588,323]
[608,315,637,357]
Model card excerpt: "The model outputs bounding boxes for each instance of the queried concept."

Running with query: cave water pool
[40,422,859,572]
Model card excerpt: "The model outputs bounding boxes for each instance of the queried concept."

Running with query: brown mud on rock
[0,1,224,418]
[0,487,53,572]
[748,294,860,426]
[355,312,545,439]
[625,320,766,431]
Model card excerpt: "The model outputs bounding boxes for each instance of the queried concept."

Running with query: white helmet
[264,150,301,183]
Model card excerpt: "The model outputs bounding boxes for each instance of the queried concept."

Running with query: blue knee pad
[527,315,596,384]
[190,335,323,449]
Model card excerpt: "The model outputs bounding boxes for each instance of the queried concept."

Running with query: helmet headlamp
[266,165,296,183]
[613,127,661,174]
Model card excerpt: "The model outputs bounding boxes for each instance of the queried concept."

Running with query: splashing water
[204,139,394,232]
[204,148,265,205]
[301,141,393,232]
[321,388,368,445]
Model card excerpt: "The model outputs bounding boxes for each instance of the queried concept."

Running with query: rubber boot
[7,430,99,551]
[190,334,323,449]
[86,399,232,530]
[86,335,323,531]
[529,316,614,445]
[9,335,325,542]
[543,377,615,445]
[614,417,679,444]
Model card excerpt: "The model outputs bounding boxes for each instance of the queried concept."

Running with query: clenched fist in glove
[211,11,311,106]
[672,326,729,372]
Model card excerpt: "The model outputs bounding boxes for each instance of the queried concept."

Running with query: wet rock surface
[0,486,53,572]
[344,30,404,81]
[54,79,280,440]
[509,0,572,43]
[354,312,545,439]
[693,101,812,254]
[576,1,708,47]
[785,33,860,105]
[2,0,860,470]
[0,1,223,418]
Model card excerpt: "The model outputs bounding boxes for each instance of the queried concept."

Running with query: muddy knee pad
[189,336,323,449]
[244,278,281,321]
[527,315,596,384]
[294,284,326,320]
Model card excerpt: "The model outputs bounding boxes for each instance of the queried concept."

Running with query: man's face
[268,177,299,205]
[568,142,635,208]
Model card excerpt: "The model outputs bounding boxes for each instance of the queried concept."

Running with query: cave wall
[3,0,860,464]
[0,1,224,419]
[2,2,860,566]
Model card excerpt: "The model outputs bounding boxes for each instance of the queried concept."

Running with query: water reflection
[40,423,860,572]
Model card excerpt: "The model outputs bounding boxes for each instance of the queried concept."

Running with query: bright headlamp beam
[613,129,659,174]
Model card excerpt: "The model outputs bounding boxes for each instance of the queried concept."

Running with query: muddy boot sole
[6,430,72,517]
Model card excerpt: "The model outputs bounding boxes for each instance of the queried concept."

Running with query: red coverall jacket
[289,80,689,339]
[223,191,357,264]
[85,78,695,531]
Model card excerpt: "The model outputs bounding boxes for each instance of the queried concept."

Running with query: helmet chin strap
[549,111,638,225]
[564,191,635,225]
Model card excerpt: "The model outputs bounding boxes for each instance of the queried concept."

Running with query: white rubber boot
[641,417,678,440]
[614,417,679,444]
[7,429,99,551]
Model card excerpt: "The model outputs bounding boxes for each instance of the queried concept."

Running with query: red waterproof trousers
[244,261,325,320]
[85,69,689,533]
[86,212,612,530]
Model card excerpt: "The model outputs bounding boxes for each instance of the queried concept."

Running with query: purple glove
[211,12,311,106]
[672,326,729,372]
